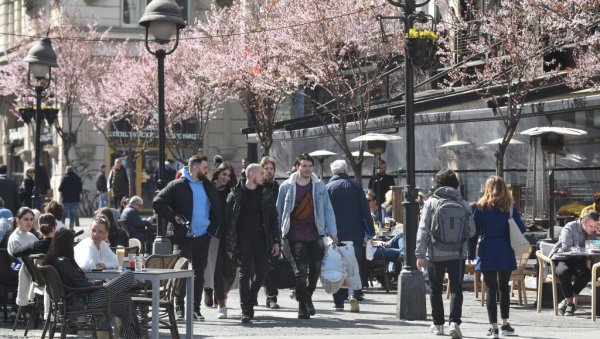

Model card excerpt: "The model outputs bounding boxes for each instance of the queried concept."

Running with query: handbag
[268,256,296,289]
[508,206,530,255]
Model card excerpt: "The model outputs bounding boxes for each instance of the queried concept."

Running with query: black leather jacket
[153,176,224,240]
[52,257,92,288]
[225,181,280,253]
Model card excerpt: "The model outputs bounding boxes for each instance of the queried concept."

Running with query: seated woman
[44,228,142,339]
[372,232,404,261]
[74,215,118,271]
[11,213,56,257]
[96,207,129,248]
[7,207,39,306]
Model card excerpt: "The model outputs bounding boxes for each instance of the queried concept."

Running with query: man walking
[225,163,280,323]
[416,169,475,339]
[326,160,373,312]
[0,164,20,215]
[96,164,108,208]
[108,158,129,208]
[153,155,223,320]
[277,153,337,319]
[58,166,82,230]
[260,156,282,309]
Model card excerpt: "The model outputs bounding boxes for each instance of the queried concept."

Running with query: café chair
[38,265,113,339]
[137,253,180,297]
[133,257,190,339]
[536,242,559,315]
[367,245,396,293]
[479,247,532,307]
[128,238,142,252]
[109,246,139,257]
[591,261,600,321]
[0,248,19,322]
[13,254,45,336]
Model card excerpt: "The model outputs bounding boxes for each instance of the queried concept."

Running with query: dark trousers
[289,239,325,306]
[113,194,126,209]
[238,238,270,313]
[214,239,237,301]
[175,234,211,310]
[428,259,465,326]
[482,270,512,323]
[333,240,366,306]
[264,256,279,302]
[556,258,591,299]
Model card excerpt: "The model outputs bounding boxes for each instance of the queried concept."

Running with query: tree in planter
[0,6,110,165]
[444,0,599,177]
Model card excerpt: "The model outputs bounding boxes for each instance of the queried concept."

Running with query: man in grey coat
[416,169,475,339]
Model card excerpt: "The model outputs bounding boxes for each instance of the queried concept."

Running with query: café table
[86,268,194,339]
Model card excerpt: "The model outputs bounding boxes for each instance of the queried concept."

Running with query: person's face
[262,163,275,182]
[242,159,248,168]
[298,160,313,179]
[199,160,209,177]
[368,197,377,210]
[26,169,34,178]
[91,222,108,244]
[379,162,387,174]
[101,165,106,173]
[217,169,232,187]
[251,167,265,186]
[132,200,143,211]
[17,212,34,232]
[115,159,122,169]
[582,217,599,235]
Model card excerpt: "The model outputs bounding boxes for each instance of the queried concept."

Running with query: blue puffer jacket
[276,172,337,239]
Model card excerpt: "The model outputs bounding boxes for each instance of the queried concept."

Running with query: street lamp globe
[139,0,186,45]
[23,37,58,81]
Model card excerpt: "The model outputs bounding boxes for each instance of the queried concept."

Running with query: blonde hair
[477,175,512,212]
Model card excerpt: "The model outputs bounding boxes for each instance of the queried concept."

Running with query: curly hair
[477,175,513,213]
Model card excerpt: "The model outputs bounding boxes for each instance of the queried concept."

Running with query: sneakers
[175,307,184,321]
[266,299,280,309]
[193,309,204,321]
[564,303,576,316]
[557,299,568,315]
[332,305,344,311]
[449,322,462,339]
[240,313,252,323]
[487,327,499,339]
[430,324,444,335]
[217,307,227,319]
[349,297,360,313]
[500,323,515,335]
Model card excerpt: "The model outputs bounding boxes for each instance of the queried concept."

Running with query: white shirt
[7,229,38,306]
[74,237,118,271]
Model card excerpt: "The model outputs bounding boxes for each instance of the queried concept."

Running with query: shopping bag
[509,207,530,255]
[320,244,347,294]
[337,241,362,290]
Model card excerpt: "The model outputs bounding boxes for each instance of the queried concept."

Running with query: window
[122,0,149,26]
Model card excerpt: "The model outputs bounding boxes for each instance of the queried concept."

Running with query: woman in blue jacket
[469,176,525,339]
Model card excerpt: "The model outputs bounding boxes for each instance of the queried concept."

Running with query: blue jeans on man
[98,191,108,208]
[62,201,79,230]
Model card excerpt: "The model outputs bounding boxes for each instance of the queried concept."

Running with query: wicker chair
[38,265,114,339]
[133,257,190,339]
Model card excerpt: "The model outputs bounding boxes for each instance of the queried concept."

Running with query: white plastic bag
[337,241,362,290]
[320,244,346,294]
[366,239,376,261]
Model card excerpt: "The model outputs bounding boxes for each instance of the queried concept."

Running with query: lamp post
[140,0,186,255]
[378,0,432,320]
[22,37,58,211]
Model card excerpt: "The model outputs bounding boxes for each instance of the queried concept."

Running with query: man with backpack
[416,169,475,339]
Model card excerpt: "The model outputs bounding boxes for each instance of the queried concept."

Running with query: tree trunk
[495,146,505,178]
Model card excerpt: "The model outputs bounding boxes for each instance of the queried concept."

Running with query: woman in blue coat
[469,176,525,339]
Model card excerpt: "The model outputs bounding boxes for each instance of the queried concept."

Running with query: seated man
[119,196,155,253]
[372,232,404,261]
[549,210,599,316]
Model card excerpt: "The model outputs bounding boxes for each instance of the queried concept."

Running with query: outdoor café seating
[13,254,45,336]
[536,242,560,315]
[0,248,18,322]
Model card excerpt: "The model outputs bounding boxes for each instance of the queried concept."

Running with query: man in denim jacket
[277,153,337,319]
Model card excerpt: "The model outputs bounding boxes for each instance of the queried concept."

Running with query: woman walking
[469,176,525,338]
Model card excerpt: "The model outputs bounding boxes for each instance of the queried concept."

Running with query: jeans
[98,191,108,208]
[175,234,211,310]
[482,270,512,323]
[238,238,270,313]
[264,255,280,303]
[62,202,79,230]
[428,259,465,325]
[556,258,591,299]
[289,239,325,306]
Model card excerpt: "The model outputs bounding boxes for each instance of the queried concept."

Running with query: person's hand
[174,216,184,225]
[416,258,425,271]
[95,263,106,270]
[227,251,234,259]
[271,243,280,257]
[330,235,339,244]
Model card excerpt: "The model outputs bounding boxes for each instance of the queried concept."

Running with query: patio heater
[308,150,336,179]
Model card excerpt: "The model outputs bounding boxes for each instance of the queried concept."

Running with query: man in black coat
[153,155,223,321]
[225,163,280,323]
[368,159,395,206]
[0,164,20,214]
[326,160,374,312]
[96,164,108,208]
[58,166,82,230]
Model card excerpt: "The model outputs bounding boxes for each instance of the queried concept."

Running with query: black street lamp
[140,0,186,255]
[379,0,432,320]
[22,37,58,211]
